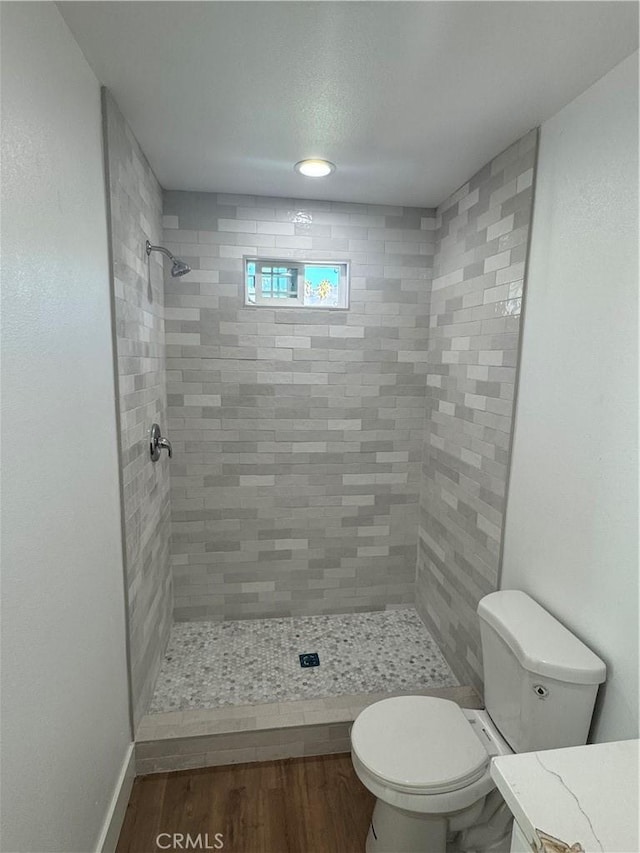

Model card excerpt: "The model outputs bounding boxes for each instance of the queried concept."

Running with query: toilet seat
[351,696,490,795]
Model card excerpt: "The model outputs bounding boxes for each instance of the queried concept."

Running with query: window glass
[247,261,256,298]
[304,265,341,308]
[245,259,348,309]
[261,266,298,299]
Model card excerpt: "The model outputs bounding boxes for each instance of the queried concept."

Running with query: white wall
[502,53,639,743]
[0,4,132,851]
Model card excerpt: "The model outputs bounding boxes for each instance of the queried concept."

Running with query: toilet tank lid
[477,591,606,685]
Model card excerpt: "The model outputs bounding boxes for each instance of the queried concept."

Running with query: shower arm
[145,239,191,278]
[146,240,175,261]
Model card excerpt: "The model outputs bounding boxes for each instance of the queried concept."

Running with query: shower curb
[134,685,481,775]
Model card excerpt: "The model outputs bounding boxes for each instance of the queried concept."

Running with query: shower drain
[299,652,320,668]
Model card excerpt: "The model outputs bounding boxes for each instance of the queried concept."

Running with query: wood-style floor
[116,754,374,853]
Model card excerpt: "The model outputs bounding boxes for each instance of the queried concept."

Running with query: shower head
[145,240,191,278]
[170,258,191,277]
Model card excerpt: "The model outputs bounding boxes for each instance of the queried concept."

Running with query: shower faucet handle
[157,437,173,458]
[150,423,172,462]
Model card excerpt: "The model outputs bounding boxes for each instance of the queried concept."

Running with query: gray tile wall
[416,130,538,691]
[161,192,436,621]
[103,91,173,726]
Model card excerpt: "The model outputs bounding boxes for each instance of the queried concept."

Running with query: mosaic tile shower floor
[149,608,458,713]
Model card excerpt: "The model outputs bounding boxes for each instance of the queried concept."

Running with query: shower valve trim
[150,423,172,462]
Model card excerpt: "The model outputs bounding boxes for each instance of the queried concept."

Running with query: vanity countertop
[490,738,639,853]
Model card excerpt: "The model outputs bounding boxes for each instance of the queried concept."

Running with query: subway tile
[163,192,436,620]
[218,218,258,233]
[417,130,537,693]
[103,92,172,728]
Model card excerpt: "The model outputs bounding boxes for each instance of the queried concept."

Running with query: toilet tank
[477,590,606,753]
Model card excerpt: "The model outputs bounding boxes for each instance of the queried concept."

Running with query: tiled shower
[102,88,537,741]
[162,190,436,622]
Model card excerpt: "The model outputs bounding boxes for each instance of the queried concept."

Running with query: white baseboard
[96,743,136,853]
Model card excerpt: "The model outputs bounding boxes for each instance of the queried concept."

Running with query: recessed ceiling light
[294,159,336,178]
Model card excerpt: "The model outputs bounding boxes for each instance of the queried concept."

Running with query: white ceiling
[59,1,638,207]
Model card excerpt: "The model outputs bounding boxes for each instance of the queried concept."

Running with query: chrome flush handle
[150,423,172,461]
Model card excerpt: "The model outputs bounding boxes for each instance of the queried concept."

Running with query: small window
[245,259,349,309]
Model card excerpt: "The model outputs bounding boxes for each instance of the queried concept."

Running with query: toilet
[350,590,606,853]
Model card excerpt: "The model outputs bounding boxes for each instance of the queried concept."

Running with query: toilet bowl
[351,696,513,853]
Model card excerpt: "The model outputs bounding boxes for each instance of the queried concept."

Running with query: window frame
[244,257,350,310]
[254,260,304,307]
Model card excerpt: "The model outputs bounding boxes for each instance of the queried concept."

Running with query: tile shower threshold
[135,686,482,775]
[138,684,481,741]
